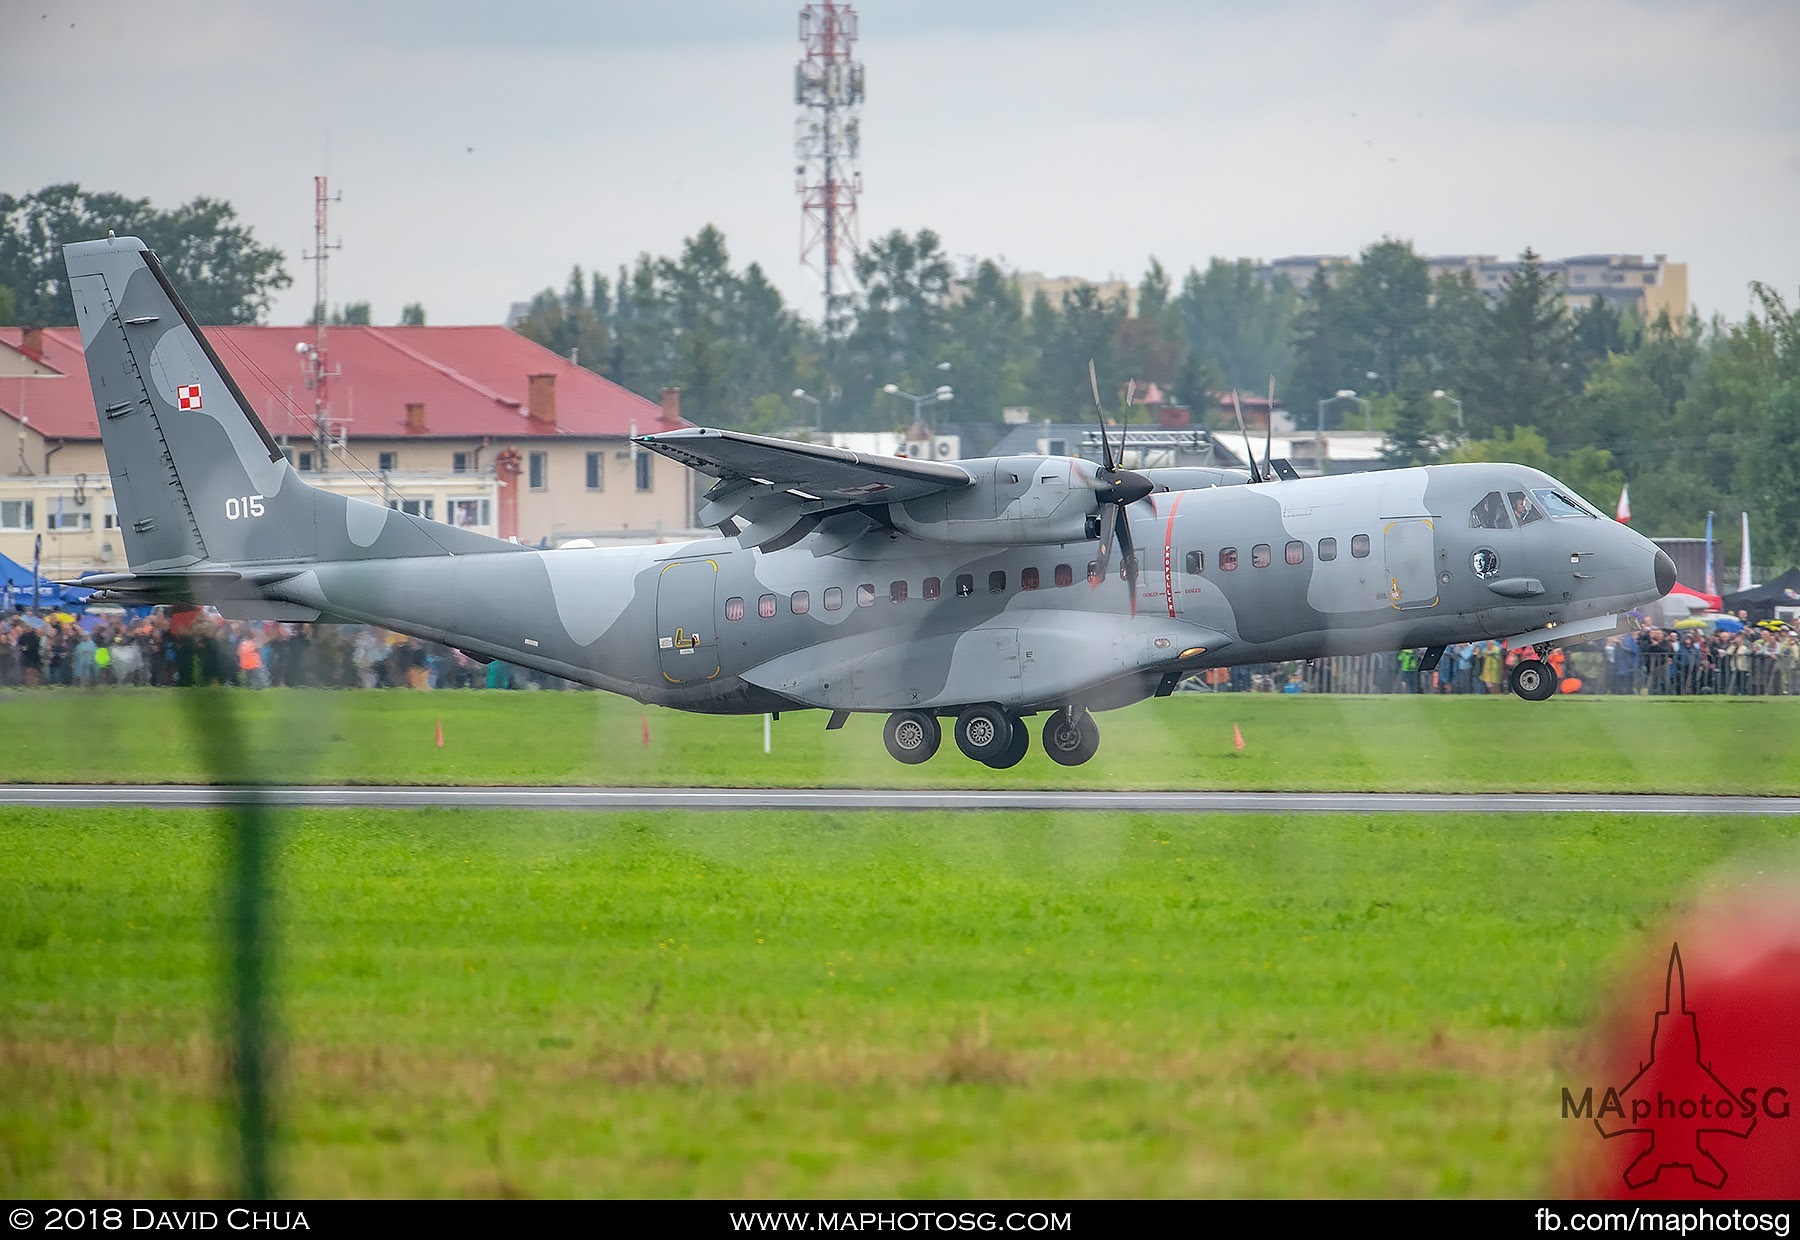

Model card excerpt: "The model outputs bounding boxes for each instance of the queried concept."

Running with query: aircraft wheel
[883,710,941,764]
[983,716,1031,769]
[1041,709,1101,766]
[1509,657,1557,701]
[953,704,1013,763]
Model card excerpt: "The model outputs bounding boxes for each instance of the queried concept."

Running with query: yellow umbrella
[1673,618,1707,629]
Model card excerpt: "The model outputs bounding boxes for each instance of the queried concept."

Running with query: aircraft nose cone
[1654,548,1677,596]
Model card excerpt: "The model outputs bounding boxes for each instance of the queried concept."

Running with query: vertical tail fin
[63,236,513,577]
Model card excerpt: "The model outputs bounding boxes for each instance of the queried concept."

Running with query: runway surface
[3,785,1798,813]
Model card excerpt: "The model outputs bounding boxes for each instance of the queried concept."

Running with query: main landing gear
[879,704,1104,767]
[1507,644,1558,701]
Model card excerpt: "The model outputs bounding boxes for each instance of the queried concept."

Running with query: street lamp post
[1316,388,1365,437]
[791,388,822,430]
[882,382,953,430]
[1432,389,1464,436]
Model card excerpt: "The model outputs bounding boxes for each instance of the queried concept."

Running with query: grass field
[3,806,1797,1197]
[1,688,1797,792]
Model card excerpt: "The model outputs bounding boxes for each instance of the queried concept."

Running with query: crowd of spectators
[2,607,1795,696]
[0,610,569,690]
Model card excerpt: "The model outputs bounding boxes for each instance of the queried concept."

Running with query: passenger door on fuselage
[655,557,722,683]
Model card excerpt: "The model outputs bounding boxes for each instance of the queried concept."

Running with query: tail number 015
[225,495,265,520]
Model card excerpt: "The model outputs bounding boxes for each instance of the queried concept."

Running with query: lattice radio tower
[299,176,344,471]
[795,3,864,331]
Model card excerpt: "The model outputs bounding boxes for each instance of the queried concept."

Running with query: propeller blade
[1091,512,1114,586]
[1088,359,1115,471]
[1116,507,1138,615]
[1231,390,1261,483]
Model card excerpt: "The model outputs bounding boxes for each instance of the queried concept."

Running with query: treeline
[516,228,1800,569]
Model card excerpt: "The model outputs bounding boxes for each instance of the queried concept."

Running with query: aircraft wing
[635,427,971,504]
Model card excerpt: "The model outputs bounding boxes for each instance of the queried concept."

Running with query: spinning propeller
[1085,361,1154,611]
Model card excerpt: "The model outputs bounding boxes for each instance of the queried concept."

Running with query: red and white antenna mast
[795,3,864,332]
[300,176,343,471]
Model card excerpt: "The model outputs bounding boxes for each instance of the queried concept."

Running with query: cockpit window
[1506,490,1544,526]
[1469,491,1512,530]
[1532,488,1593,519]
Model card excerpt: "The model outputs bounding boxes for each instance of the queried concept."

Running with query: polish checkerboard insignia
[176,384,202,411]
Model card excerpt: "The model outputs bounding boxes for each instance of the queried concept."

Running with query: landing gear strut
[1041,707,1101,766]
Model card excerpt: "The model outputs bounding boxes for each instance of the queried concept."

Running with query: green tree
[1463,248,1576,438]
[1174,258,1296,397]
[940,260,1029,424]
[0,184,290,324]
[1377,361,1438,468]
[1344,237,1432,392]
[1288,269,1364,419]
[400,303,426,326]
[838,228,955,418]
[1734,378,1800,567]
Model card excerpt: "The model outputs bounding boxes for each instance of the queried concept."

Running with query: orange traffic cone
[641,714,651,748]
[434,718,444,748]
[1232,722,1245,751]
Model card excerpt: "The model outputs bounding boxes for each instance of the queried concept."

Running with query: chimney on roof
[405,401,427,434]
[528,373,557,429]
[20,326,44,361]
[659,386,680,425]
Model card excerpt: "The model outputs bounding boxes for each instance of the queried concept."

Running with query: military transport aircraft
[63,235,1675,768]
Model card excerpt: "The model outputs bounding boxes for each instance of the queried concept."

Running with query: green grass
[1,688,1797,791]
[3,808,1796,1197]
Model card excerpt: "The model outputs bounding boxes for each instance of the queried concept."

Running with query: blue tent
[0,549,93,610]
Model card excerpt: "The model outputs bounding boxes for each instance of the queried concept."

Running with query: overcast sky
[5,0,1796,329]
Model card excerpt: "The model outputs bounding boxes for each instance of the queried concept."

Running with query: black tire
[983,715,1031,769]
[953,703,1013,763]
[1509,657,1557,701]
[1041,709,1101,766]
[883,710,941,764]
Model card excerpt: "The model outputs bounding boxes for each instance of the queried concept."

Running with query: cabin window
[1318,537,1337,562]
[923,577,942,600]
[1021,566,1040,591]
[725,597,745,621]
[890,580,908,603]
[792,590,811,615]
[1252,544,1272,569]
[1219,547,1238,571]
[954,573,975,597]
[1185,550,1204,574]
[1533,488,1593,519]
[856,583,876,607]
[1507,491,1544,526]
[1351,534,1370,558]
[988,570,1007,594]
[824,587,843,611]
[1285,540,1305,566]
[1055,564,1073,587]
[1470,491,1512,530]
[758,593,777,618]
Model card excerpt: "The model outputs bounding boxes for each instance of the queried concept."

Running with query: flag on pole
[1704,512,1716,597]
[434,718,444,748]
[1740,511,1753,591]
[1232,722,1245,751]
[1615,483,1630,524]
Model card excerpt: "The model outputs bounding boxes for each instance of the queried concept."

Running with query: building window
[449,498,491,528]
[1046,437,1068,456]
[47,509,92,531]
[1021,567,1039,590]
[1318,537,1337,562]
[388,498,434,519]
[635,452,653,491]
[1219,547,1238,571]
[1285,540,1305,566]
[0,500,33,530]
[529,451,547,491]
[889,580,908,603]
[758,593,777,618]
[791,590,810,615]
[856,583,875,607]
[1055,564,1073,587]
[1252,544,1271,568]
[1185,550,1204,574]
[988,570,1006,594]
[378,451,398,473]
[297,451,315,472]
[452,452,470,474]
[1351,534,1370,558]
[823,587,843,611]
[923,577,942,600]
[725,597,745,621]
[585,452,604,490]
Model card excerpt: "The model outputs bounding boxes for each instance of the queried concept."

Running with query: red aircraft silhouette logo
[1595,943,1757,1190]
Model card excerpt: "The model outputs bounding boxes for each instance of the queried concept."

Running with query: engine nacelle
[890,456,1094,546]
